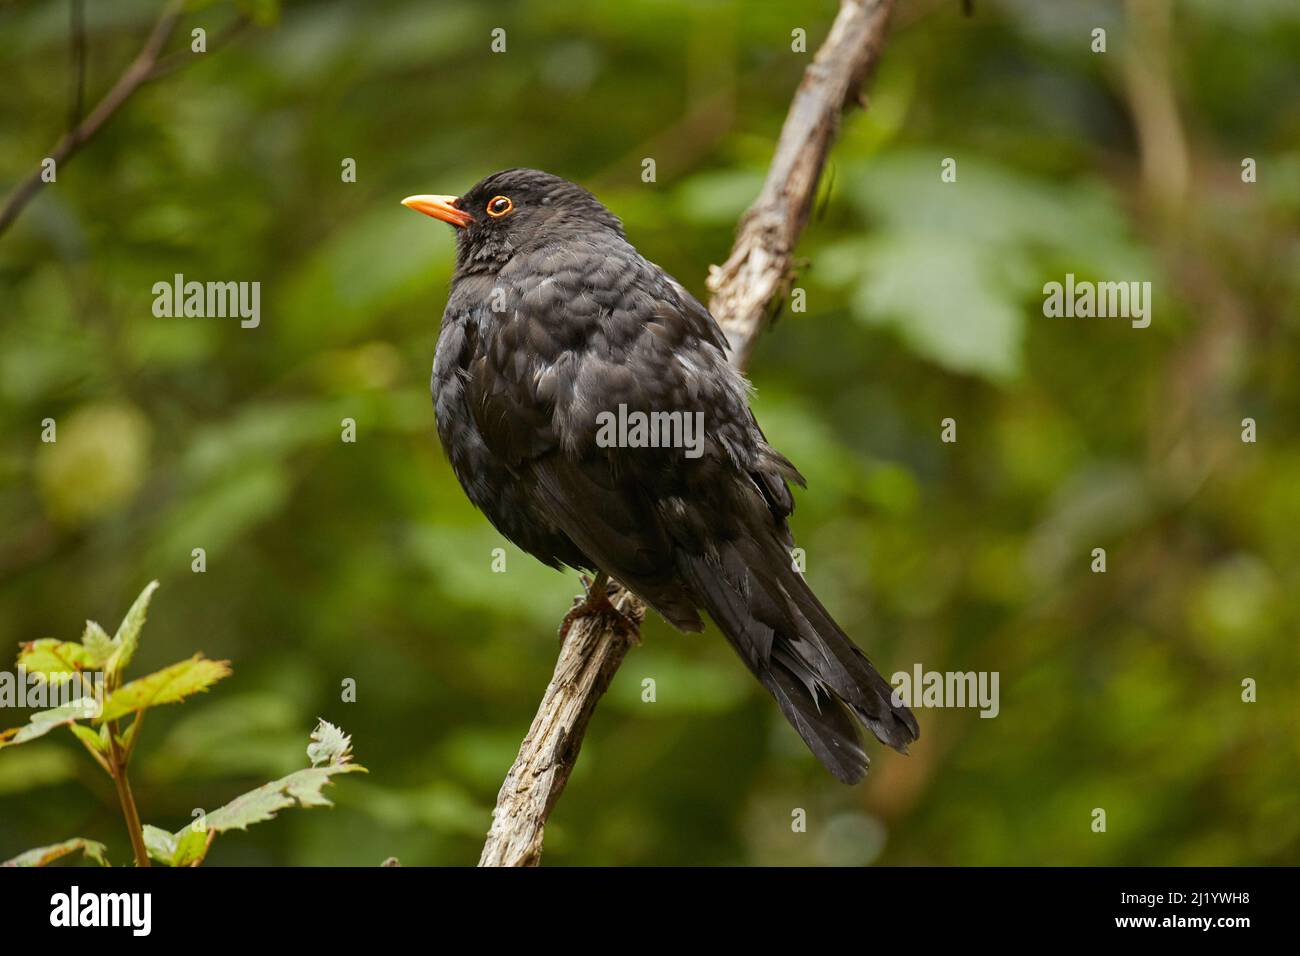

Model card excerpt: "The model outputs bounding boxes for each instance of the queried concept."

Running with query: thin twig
[69,0,87,130]
[107,724,150,867]
[478,0,898,867]
[0,0,200,238]
[147,15,251,80]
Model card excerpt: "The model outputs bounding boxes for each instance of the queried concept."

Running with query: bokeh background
[1,0,1297,866]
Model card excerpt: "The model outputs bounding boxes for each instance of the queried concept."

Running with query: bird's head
[402,168,625,272]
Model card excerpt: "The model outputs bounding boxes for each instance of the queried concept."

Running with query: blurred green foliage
[1,0,1297,865]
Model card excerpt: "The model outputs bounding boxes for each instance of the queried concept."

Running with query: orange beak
[401,194,473,228]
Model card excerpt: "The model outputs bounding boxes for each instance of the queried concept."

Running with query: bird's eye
[486,196,513,218]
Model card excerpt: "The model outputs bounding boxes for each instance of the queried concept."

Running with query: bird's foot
[557,574,641,646]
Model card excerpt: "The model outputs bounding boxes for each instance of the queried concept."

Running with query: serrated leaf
[2,837,108,868]
[107,580,159,678]
[307,719,351,767]
[205,760,365,832]
[67,722,107,754]
[0,699,101,750]
[169,828,210,867]
[141,824,176,864]
[143,824,208,867]
[17,639,98,683]
[145,722,366,867]
[97,655,230,723]
[81,621,114,665]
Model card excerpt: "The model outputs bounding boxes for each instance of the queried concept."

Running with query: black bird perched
[403,168,918,783]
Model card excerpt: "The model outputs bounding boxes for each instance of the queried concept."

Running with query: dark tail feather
[679,539,918,784]
[761,650,872,784]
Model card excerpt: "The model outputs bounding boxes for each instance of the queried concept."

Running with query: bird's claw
[557,575,641,646]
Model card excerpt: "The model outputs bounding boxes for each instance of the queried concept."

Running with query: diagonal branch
[0,1,247,239]
[707,0,896,369]
[477,0,898,868]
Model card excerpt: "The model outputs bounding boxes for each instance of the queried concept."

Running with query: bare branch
[708,0,895,369]
[477,588,645,867]
[0,0,247,239]
[478,0,898,867]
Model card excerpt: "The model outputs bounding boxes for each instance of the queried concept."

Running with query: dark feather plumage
[422,168,918,783]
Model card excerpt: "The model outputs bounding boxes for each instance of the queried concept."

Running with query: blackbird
[403,168,918,783]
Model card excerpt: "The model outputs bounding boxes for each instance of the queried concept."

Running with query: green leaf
[141,824,175,864]
[142,824,208,867]
[97,655,231,723]
[81,621,114,665]
[107,580,159,678]
[306,719,350,767]
[67,721,107,754]
[16,639,98,683]
[0,699,101,750]
[2,838,108,868]
[118,715,142,753]
[205,746,363,832]
[141,825,207,867]
[169,828,211,867]
[142,822,172,858]
[144,721,366,866]
[13,596,146,690]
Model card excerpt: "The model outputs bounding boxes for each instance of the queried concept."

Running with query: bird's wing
[459,243,786,630]
[434,298,590,570]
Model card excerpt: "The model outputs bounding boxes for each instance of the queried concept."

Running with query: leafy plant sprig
[0,581,365,867]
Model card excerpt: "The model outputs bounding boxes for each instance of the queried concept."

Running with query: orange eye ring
[486,195,513,218]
